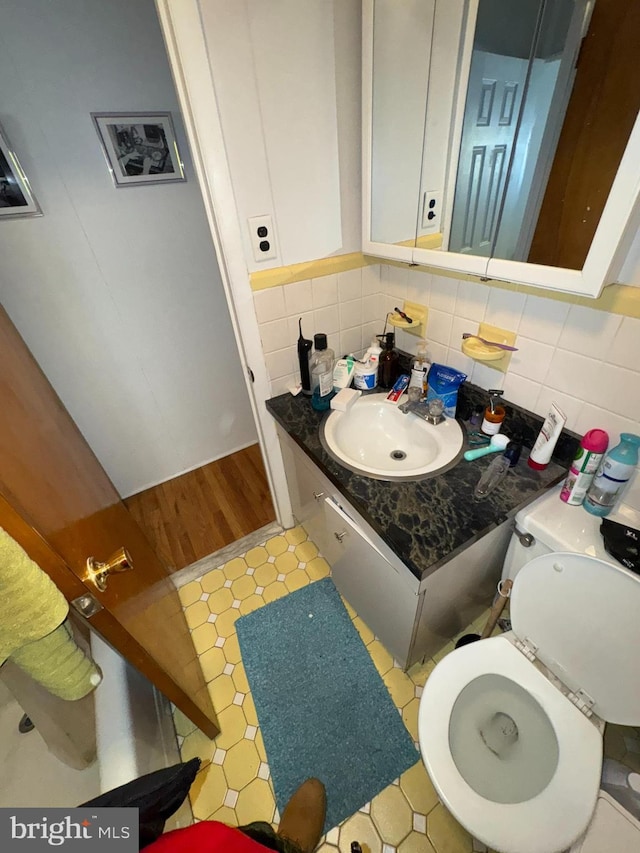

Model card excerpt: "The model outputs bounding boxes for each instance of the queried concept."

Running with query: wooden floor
[124,443,276,573]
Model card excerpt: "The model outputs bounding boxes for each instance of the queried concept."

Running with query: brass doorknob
[85,547,133,592]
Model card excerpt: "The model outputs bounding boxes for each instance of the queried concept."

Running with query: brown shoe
[277,778,327,853]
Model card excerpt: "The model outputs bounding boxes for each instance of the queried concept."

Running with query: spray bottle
[560,429,609,505]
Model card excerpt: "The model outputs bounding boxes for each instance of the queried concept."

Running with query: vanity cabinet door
[277,432,338,561]
[323,498,417,667]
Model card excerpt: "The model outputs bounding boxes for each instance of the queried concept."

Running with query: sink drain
[390,449,407,461]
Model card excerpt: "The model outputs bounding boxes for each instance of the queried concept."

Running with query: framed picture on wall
[91,112,186,187]
[0,124,42,219]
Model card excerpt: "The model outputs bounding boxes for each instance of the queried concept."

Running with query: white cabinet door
[323,498,417,667]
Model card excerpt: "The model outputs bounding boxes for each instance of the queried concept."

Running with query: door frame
[155,0,293,530]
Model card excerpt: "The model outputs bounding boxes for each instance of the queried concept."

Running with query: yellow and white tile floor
[175,526,477,853]
[175,526,639,853]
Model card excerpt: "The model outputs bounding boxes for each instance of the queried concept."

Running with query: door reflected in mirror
[370,0,640,271]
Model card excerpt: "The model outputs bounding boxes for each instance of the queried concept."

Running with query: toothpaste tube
[385,374,410,404]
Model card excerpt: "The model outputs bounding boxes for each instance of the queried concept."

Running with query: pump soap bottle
[297,319,313,396]
[409,340,430,396]
[378,332,400,390]
[481,390,506,436]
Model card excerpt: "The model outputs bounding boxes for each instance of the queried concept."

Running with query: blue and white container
[353,343,381,390]
[584,433,640,517]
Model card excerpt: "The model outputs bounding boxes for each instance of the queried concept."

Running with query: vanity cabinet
[277,426,513,668]
[277,428,418,664]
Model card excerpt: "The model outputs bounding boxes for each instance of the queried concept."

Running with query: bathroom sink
[320,393,464,480]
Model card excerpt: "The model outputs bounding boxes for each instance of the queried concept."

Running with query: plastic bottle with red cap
[560,429,609,506]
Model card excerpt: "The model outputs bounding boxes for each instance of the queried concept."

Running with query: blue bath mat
[236,578,418,831]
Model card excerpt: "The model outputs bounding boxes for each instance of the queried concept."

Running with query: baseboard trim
[171,521,283,589]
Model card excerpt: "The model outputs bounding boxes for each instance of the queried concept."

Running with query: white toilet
[418,485,640,853]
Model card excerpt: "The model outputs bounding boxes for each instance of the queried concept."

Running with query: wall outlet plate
[247,214,278,262]
[421,190,443,233]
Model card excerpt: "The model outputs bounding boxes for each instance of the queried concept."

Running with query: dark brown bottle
[377,332,400,389]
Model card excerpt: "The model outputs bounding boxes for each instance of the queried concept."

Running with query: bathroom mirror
[363,0,640,295]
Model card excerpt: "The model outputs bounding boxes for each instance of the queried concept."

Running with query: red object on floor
[147,821,270,852]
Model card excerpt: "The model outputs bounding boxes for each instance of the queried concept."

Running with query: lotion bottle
[528,403,566,470]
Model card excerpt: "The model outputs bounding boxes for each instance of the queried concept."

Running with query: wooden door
[0,306,219,738]
[528,0,640,269]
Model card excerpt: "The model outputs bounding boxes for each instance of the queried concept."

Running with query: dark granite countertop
[266,380,577,583]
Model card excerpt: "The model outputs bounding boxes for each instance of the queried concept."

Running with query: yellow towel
[0,527,101,699]
[11,622,102,700]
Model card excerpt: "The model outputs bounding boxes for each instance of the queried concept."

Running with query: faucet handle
[426,398,445,424]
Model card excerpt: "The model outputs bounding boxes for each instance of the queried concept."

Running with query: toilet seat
[418,635,602,853]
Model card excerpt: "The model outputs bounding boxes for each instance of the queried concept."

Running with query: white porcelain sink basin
[320,393,464,480]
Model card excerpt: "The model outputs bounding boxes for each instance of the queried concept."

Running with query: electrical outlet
[247,215,277,262]
[421,190,442,233]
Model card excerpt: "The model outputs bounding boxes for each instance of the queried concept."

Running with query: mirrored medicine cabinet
[362,0,640,296]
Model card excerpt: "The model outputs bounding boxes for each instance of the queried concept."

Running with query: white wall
[0,0,256,497]
[199,0,360,272]
[253,265,382,396]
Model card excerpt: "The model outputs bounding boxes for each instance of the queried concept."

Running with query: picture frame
[0,123,42,219]
[91,112,186,187]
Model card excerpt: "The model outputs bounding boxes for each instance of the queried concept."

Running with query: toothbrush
[394,307,413,324]
[462,333,518,351]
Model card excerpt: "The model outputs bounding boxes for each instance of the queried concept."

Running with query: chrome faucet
[399,397,445,425]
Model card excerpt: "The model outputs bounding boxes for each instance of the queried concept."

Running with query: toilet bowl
[418,545,640,853]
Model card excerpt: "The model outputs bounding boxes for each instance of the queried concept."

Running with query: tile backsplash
[253,265,382,396]
[253,261,640,504]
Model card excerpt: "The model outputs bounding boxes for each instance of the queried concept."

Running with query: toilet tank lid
[514,485,640,556]
[511,552,640,725]
[569,791,640,852]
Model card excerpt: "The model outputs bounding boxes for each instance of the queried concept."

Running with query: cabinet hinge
[514,636,538,662]
[567,688,595,718]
